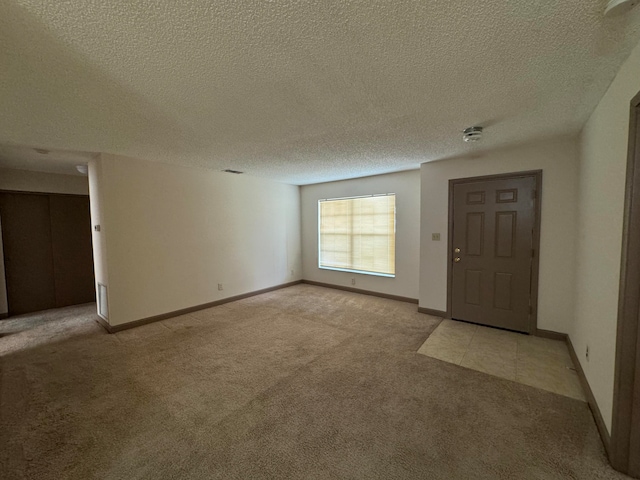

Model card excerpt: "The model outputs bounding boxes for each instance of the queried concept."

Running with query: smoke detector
[463,126,483,142]
[605,0,639,16]
[76,165,88,175]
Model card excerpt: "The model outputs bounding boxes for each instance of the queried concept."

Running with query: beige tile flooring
[418,319,585,401]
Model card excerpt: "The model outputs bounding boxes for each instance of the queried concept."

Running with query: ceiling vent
[223,169,243,174]
[463,126,483,142]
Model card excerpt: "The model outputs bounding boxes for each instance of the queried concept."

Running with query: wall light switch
[217,283,223,291]
[432,233,441,241]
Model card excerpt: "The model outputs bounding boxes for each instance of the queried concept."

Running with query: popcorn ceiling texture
[1,0,640,184]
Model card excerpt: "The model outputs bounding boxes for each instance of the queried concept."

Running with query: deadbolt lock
[454,248,460,253]
[454,257,461,263]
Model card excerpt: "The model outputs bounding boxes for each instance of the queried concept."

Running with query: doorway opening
[0,191,95,319]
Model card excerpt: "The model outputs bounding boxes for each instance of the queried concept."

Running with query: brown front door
[450,174,538,333]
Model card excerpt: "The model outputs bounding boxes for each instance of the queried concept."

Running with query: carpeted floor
[0,284,626,479]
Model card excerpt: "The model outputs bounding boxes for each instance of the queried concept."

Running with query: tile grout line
[457,324,478,366]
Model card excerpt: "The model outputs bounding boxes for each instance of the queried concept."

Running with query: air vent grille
[97,283,109,319]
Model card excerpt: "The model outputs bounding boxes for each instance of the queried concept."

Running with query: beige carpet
[0,285,625,479]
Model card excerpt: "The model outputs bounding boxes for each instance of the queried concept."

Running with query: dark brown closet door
[0,193,56,315]
[49,195,95,307]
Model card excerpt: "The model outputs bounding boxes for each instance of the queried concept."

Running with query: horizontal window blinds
[319,194,396,276]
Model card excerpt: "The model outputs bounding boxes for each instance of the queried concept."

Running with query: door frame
[611,89,640,477]
[446,170,543,334]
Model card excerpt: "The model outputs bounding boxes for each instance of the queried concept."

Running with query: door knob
[454,248,461,253]
[454,257,461,263]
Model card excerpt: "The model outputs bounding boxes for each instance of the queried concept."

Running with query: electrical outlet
[351,278,356,286]
[217,283,223,291]
[290,269,294,276]
[432,233,440,241]
[586,345,589,361]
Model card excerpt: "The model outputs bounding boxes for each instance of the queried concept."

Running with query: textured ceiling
[0,145,96,176]
[1,1,640,184]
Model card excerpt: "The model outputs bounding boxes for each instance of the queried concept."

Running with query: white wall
[419,137,579,333]
[572,40,640,433]
[301,170,421,299]
[91,153,301,327]
[87,158,110,318]
[0,167,88,195]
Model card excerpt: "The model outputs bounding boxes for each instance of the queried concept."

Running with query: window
[318,194,396,277]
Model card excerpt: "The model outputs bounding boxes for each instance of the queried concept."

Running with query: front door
[450,174,538,333]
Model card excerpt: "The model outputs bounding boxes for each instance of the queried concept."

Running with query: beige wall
[301,170,421,299]
[572,40,640,433]
[91,153,301,327]
[419,137,579,333]
[0,167,88,195]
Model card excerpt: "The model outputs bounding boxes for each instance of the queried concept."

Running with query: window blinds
[318,194,396,277]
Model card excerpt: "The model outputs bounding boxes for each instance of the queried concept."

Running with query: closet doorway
[0,191,95,316]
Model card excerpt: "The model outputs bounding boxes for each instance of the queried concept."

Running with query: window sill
[318,266,395,278]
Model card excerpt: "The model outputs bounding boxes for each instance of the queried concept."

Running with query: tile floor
[417,319,585,401]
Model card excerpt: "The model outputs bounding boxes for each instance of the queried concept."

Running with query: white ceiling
[0,145,96,177]
[1,1,640,185]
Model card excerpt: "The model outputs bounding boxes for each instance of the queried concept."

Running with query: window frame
[317,193,396,278]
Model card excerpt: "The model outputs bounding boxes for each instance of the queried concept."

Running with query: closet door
[49,195,95,307]
[0,193,56,315]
